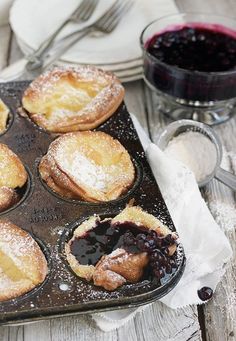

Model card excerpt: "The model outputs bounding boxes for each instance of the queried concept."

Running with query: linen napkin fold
[92,114,232,331]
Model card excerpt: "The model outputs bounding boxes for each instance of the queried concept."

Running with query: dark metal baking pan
[0,81,185,325]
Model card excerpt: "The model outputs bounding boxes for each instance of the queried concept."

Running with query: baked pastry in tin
[0,220,48,301]
[0,99,9,134]
[65,206,178,291]
[22,66,125,133]
[39,131,135,202]
[0,143,27,212]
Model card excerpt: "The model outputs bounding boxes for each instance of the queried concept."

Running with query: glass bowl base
[144,77,236,125]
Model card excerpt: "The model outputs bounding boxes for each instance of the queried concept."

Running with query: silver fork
[26,0,98,68]
[28,0,133,72]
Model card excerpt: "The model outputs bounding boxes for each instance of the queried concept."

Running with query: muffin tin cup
[0,81,185,325]
[59,213,185,294]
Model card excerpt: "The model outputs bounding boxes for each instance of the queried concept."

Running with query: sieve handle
[215,167,236,191]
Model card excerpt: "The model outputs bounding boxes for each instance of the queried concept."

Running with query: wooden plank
[0,326,8,341]
[202,121,236,341]
[125,80,149,133]
[132,304,201,341]
[0,325,24,341]
[0,25,11,70]
[176,0,236,14]
[8,34,24,64]
[24,321,51,341]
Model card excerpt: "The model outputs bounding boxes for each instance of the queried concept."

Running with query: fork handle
[36,26,93,70]
[26,18,72,69]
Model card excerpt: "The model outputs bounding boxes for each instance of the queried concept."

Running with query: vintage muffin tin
[0,81,185,325]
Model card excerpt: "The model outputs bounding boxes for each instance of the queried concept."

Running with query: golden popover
[22,66,125,133]
[39,131,135,202]
[0,143,27,212]
[0,220,48,301]
[0,99,10,134]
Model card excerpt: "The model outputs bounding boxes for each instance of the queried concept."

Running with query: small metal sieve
[157,119,236,190]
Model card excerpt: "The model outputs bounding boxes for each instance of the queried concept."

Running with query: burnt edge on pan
[0,80,185,325]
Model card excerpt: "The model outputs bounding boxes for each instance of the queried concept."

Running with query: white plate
[16,35,144,82]
[10,0,178,80]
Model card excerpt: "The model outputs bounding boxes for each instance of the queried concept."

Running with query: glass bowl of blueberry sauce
[140,13,236,124]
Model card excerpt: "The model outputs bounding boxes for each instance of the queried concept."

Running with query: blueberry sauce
[147,26,236,72]
[70,219,178,281]
[143,24,236,101]
[197,287,213,301]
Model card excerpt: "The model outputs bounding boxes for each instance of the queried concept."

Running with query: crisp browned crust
[0,187,19,213]
[0,220,48,302]
[39,131,135,202]
[65,206,177,288]
[0,99,9,134]
[0,143,27,212]
[22,66,125,133]
[0,143,27,188]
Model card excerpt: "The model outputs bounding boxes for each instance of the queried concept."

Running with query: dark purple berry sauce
[197,287,213,301]
[146,25,236,72]
[70,219,178,281]
[143,23,236,101]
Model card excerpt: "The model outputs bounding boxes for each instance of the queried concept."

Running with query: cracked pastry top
[39,131,135,202]
[0,143,27,212]
[0,99,10,134]
[65,206,178,291]
[21,66,125,133]
[0,220,48,301]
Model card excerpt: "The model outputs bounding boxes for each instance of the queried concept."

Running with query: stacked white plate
[10,0,178,82]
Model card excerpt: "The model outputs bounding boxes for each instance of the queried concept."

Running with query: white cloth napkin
[92,114,233,331]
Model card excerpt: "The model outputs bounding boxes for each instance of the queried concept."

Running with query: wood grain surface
[0,0,235,340]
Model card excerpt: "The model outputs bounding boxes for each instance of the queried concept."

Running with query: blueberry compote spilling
[147,25,236,72]
[70,219,178,282]
[143,24,236,101]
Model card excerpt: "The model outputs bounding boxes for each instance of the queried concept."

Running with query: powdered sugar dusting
[60,152,113,191]
[0,221,35,256]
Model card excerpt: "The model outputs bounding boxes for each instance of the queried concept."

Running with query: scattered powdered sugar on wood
[208,200,236,231]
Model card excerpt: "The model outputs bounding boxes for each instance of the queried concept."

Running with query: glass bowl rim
[157,119,223,187]
[140,12,236,77]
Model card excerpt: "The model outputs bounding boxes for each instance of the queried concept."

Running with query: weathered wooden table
[0,0,235,340]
